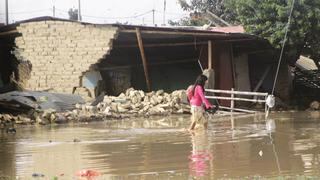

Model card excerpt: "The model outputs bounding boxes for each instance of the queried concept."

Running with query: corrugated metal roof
[0,16,257,40]
[294,70,320,89]
[209,26,245,33]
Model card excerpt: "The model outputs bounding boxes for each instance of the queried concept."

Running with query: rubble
[309,101,320,110]
[0,88,191,125]
[81,88,190,116]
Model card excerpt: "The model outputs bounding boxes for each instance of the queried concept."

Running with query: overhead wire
[266,0,295,118]
[0,7,184,25]
[0,9,52,15]
[271,0,296,95]
[154,9,188,16]
[55,8,153,20]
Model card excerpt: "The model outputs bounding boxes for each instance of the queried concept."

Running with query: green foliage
[173,0,237,26]
[168,12,210,26]
[175,0,320,64]
[226,0,320,64]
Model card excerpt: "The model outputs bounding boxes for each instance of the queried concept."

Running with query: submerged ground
[1,111,320,179]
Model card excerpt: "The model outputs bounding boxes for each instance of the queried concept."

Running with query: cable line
[55,8,153,20]
[0,9,51,15]
[266,0,295,118]
[271,0,295,95]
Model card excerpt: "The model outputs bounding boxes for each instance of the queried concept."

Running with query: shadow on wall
[0,45,20,93]
[131,62,201,93]
[96,62,201,96]
[100,68,132,96]
[146,62,201,92]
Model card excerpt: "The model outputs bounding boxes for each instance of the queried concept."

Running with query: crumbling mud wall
[13,20,118,94]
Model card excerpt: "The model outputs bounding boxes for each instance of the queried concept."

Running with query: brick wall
[14,20,118,94]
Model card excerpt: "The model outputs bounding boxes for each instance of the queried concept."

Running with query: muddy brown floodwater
[1,111,320,179]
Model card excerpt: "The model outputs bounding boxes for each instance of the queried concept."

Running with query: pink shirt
[188,85,212,109]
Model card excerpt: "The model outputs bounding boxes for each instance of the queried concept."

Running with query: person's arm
[195,86,213,109]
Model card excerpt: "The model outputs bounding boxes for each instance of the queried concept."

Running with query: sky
[0,0,189,26]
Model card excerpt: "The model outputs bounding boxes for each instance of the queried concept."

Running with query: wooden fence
[205,88,269,114]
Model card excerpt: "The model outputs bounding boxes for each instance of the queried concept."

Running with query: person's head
[192,74,208,94]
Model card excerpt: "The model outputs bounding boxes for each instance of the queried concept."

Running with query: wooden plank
[218,106,256,113]
[230,44,237,89]
[0,29,18,36]
[205,95,266,103]
[121,29,228,37]
[114,39,258,48]
[136,28,151,91]
[253,65,271,92]
[231,114,235,130]
[97,59,196,70]
[230,88,234,113]
[205,89,268,96]
[115,41,208,48]
[208,40,212,69]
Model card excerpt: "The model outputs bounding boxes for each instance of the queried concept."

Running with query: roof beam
[114,39,257,48]
[136,28,151,92]
[120,29,229,37]
[0,29,18,36]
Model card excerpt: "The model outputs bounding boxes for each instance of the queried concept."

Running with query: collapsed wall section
[14,20,118,94]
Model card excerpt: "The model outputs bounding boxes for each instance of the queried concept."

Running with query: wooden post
[136,28,151,91]
[265,95,269,118]
[230,88,234,113]
[231,114,235,130]
[253,66,271,92]
[208,40,212,69]
[230,44,237,89]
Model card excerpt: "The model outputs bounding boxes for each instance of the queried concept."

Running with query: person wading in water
[187,75,214,131]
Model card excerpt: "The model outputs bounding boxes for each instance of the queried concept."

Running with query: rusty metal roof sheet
[0,91,84,112]
[0,16,260,41]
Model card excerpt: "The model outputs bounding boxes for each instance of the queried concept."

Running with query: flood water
[1,111,320,179]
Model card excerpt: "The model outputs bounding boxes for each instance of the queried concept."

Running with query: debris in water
[75,169,101,177]
[32,173,45,177]
[6,128,16,134]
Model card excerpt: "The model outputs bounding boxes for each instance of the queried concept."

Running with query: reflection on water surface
[1,112,320,179]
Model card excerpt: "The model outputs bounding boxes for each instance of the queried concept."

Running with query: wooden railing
[205,88,269,114]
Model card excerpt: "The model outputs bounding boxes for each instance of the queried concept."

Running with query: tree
[172,0,237,26]
[226,0,320,66]
[175,0,320,66]
[168,12,210,26]
[68,8,79,21]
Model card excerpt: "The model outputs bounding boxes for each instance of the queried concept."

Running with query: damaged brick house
[0,17,291,105]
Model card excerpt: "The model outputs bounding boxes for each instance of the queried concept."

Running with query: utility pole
[78,0,82,21]
[5,0,9,25]
[152,9,155,26]
[163,0,166,26]
[53,5,55,17]
[52,0,55,17]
